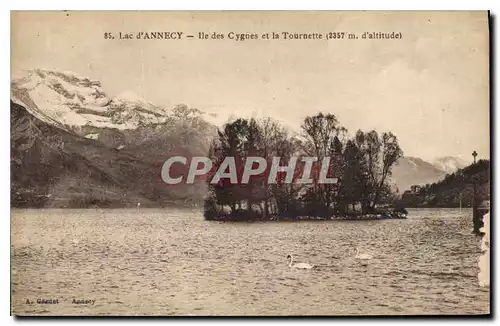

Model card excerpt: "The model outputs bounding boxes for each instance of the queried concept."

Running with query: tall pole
[472,151,480,233]
[459,192,462,213]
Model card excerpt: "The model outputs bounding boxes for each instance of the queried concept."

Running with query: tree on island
[203,112,403,220]
[355,130,403,213]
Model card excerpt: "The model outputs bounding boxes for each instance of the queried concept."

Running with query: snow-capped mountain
[11,69,170,133]
[11,69,218,208]
[432,156,469,174]
[390,156,447,193]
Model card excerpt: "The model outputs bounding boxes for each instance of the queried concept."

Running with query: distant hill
[397,159,490,208]
[390,156,447,193]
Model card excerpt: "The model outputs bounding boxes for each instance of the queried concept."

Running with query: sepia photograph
[10,10,490,316]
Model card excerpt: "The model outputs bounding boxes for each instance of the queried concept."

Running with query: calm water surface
[11,208,490,316]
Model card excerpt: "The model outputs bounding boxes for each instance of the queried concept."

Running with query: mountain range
[431,156,469,174]
[11,69,217,208]
[11,69,464,207]
[391,157,447,194]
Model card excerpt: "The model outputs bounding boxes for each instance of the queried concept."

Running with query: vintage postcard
[11,11,490,316]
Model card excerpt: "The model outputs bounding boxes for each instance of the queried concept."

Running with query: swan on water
[287,254,314,269]
[354,248,374,260]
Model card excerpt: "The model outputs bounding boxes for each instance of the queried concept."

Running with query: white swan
[287,254,314,269]
[354,248,373,260]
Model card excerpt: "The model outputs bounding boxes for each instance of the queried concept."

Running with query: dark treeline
[204,113,404,221]
[398,159,490,208]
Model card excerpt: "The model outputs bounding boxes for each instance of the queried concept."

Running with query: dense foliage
[204,113,404,220]
[398,159,490,208]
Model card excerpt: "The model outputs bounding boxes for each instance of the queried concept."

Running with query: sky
[11,11,490,162]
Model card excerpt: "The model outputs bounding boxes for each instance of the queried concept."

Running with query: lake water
[11,208,490,316]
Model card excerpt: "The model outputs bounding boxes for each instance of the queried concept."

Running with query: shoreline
[205,212,408,222]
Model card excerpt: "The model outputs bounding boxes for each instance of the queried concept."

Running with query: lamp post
[459,192,462,213]
[472,150,480,233]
